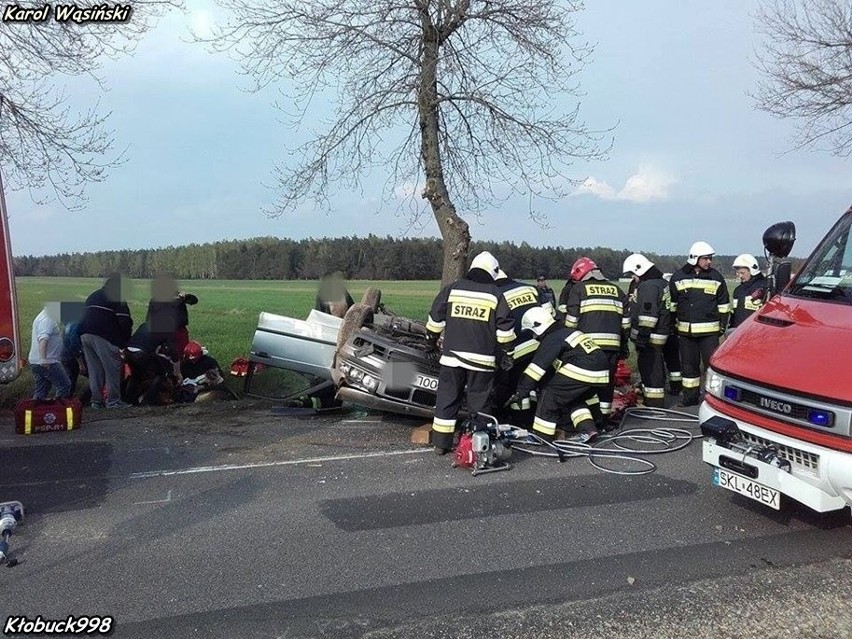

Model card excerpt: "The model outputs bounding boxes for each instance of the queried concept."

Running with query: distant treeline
[15,235,749,281]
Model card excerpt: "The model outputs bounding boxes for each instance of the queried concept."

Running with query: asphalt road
[1,400,851,639]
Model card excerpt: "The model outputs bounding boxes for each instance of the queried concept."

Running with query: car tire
[360,287,382,312]
[332,303,374,385]
[337,303,375,351]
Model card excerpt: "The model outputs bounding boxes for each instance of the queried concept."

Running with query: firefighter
[426,251,516,454]
[729,254,767,329]
[659,273,683,395]
[507,306,609,442]
[534,275,556,310]
[494,268,542,424]
[669,241,731,406]
[555,277,573,322]
[622,254,671,408]
[563,257,630,420]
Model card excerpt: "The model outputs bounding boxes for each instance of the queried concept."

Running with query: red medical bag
[14,398,83,435]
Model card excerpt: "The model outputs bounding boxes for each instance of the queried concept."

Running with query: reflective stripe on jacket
[427,277,515,371]
[629,276,672,347]
[668,265,730,336]
[517,327,609,397]
[564,278,629,351]
[730,273,767,328]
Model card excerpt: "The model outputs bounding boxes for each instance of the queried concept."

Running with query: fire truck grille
[740,431,820,474]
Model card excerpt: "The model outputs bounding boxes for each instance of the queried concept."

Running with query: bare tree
[0,0,178,209]
[204,0,609,283]
[753,0,852,156]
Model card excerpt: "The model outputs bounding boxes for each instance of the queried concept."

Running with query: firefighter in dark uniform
[555,278,573,322]
[669,241,731,406]
[622,254,671,408]
[494,269,542,424]
[729,254,767,329]
[535,275,556,310]
[507,306,609,442]
[564,257,630,421]
[426,251,516,454]
[662,321,683,394]
[628,273,680,393]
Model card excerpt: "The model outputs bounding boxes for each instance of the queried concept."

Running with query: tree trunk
[418,8,470,286]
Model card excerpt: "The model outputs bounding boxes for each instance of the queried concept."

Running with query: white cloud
[574,177,616,200]
[574,166,676,203]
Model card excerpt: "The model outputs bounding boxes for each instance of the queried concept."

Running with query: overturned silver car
[245,289,441,418]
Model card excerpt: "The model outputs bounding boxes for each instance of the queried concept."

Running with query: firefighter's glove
[425,332,441,352]
[750,288,766,302]
[618,343,630,361]
[504,392,526,408]
[498,351,514,371]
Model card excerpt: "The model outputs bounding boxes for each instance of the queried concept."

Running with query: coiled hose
[508,406,702,475]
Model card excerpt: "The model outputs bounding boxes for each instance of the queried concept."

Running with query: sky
[4,0,851,261]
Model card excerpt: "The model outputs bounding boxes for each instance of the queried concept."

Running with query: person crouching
[507,306,610,443]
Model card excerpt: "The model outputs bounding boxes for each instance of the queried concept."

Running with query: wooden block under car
[410,422,433,445]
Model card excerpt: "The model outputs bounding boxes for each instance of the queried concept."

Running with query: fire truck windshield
[788,211,852,305]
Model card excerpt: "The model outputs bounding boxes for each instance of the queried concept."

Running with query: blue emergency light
[724,386,742,401]
[807,409,834,427]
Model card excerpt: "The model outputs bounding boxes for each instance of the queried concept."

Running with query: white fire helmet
[732,253,761,276]
[687,241,715,266]
[622,253,655,277]
[521,305,555,336]
[470,251,501,280]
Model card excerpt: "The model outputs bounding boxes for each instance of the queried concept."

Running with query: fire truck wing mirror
[763,221,796,258]
[774,261,793,293]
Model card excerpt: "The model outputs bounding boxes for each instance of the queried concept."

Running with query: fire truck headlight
[705,367,724,397]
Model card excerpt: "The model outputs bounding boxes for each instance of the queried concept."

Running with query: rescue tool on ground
[452,414,514,476]
[0,501,24,567]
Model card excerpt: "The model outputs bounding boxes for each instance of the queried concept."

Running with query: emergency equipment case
[14,397,83,435]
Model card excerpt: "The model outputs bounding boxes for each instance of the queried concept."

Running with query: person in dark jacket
[729,254,767,329]
[564,257,630,421]
[176,340,232,402]
[426,251,516,454]
[494,269,542,424]
[661,272,683,396]
[669,241,731,406]
[623,254,671,408]
[147,274,198,356]
[507,306,610,443]
[124,321,181,405]
[535,275,556,310]
[79,273,133,408]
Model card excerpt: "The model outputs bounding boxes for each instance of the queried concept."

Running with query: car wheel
[360,287,382,312]
[332,303,375,385]
[337,303,375,351]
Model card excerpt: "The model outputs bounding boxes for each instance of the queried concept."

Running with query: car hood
[712,294,852,402]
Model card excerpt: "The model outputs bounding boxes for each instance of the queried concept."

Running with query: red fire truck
[0,170,21,384]
[701,208,852,514]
